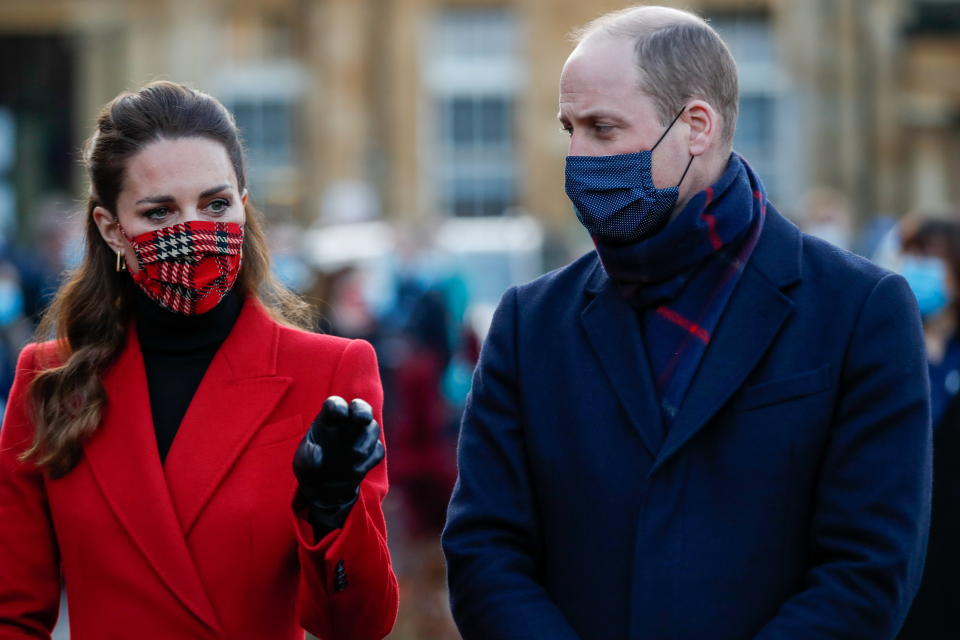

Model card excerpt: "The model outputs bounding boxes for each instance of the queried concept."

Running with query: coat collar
[580,280,664,458]
[162,298,292,535]
[582,208,801,470]
[82,297,292,633]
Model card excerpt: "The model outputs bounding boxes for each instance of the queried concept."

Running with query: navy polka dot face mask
[564,108,693,244]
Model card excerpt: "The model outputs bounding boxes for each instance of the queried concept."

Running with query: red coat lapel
[163,299,292,536]
[84,327,222,634]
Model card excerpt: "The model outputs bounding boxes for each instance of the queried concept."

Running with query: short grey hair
[572,6,740,147]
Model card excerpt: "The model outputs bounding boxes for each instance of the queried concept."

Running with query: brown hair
[572,5,740,147]
[25,80,310,477]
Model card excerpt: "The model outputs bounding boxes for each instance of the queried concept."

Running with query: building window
[709,13,804,205]
[213,62,305,209]
[438,94,516,217]
[426,8,522,217]
[905,1,960,35]
[736,95,776,157]
[230,100,294,166]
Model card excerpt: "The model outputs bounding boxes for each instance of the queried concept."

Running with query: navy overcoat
[443,209,932,640]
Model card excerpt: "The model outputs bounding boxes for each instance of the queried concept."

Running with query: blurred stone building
[0,0,958,249]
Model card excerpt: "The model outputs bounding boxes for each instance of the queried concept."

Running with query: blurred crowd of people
[0,199,82,418]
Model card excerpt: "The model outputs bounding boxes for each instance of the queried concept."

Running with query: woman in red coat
[0,81,398,639]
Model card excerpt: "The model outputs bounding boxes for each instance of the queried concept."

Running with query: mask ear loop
[650,107,687,151]
[676,154,695,188]
[649,107,696,189]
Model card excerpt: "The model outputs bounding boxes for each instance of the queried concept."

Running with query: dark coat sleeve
[753,273,933,639]
[442,287,583,640]
[898,365,960,639]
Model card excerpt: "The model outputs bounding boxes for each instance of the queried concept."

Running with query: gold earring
[116,250,127,272]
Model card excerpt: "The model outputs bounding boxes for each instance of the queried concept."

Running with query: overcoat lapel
[651,268,793,471]
[581,265,664,457]
[163,299,292,536]
[85,328,222,634]
[652,210,802,472]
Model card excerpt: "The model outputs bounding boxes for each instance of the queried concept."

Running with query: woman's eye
[207,198,230,214]
[145,207,170,221]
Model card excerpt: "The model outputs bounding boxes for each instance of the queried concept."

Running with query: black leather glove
[293,396,385,536]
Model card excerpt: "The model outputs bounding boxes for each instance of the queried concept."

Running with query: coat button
[334,559,349,592]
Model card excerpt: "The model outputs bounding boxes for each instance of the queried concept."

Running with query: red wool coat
[0,299,398,639]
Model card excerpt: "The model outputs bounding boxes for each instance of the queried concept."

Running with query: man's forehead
[559,36,642,114]
[566,32,636,67]
[562,36,638,86]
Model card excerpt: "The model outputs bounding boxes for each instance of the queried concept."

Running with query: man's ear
[684,100,717,156]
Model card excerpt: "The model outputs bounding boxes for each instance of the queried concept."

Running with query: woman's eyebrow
[199,184,231,198]
[135,185,231,205]
[135,193,175,205]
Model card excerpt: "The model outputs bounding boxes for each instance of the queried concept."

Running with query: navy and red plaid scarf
[595,153,767,427]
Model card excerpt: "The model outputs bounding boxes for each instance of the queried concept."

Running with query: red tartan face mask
[123,220,244,315]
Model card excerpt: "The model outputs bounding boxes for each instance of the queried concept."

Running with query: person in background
[0,261,31,417]
[898,214,960,640]
[0,81,397,639]
[800,186,854,251]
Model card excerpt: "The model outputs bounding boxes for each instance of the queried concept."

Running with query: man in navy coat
[442,6,932,640]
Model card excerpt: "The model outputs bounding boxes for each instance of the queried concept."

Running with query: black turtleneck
[133,286,244,463]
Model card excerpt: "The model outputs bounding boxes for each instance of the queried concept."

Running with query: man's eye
[207,198,230,213]
[594,124,614,134]
[560,126,573,136]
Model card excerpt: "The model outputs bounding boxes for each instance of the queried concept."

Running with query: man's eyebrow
[558,108,626,122]
[579,108,626,121]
